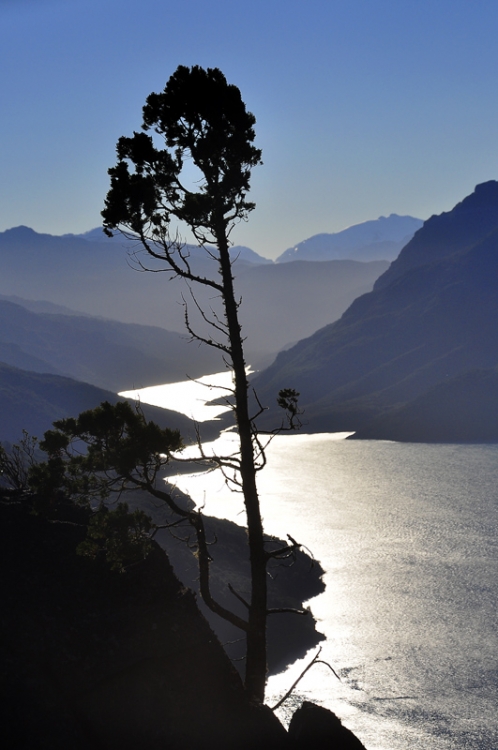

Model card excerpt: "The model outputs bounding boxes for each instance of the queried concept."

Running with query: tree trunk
[216,225,267,703]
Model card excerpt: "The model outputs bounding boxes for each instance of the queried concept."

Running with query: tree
[0,431,38,493]
[101,65,301,702]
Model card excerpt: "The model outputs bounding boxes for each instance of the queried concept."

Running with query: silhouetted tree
[101,65,302,703]
[0,431,38,492]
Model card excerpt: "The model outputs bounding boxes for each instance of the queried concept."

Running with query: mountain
[233,258,389,358]
[229,245,273,265]
[0,340,61,376]
[253,182,498,441]
[0,362,197,443]
[276,214,423,263]
[0,227,388,366]
[375,181,498,289]
[351,368,498,442]
[0,300,223,391]
[0,294,91,317]
[70,227,273,265]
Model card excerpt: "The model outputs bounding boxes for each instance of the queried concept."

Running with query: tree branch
[270,648,340,711]
[190,511,249,632]
[264,534,301,561]
[266,607,309,616]
[228,583,250,610]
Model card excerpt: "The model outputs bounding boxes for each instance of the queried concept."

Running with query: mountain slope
[351,368,498,442]
[235,259,388,356]
[0,228,388,364]
[253,182,498,439]
[0,363,196,443]
[0,300,223,391]
[276,214,423,263]
[376,180,498,289]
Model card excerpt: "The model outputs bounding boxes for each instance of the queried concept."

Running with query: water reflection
[166,435,498,748]
[121,376,498,750]
[120,370,235,422]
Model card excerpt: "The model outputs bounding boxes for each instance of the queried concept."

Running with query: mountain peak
[276,214,423,263]
[474,179,498,197]
[375,180,498,290]
[3,225,37,237]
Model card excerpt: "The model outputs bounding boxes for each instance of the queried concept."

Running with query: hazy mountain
[233,258,389,359]
[0,294,91,317]
[0,227,388,366]
[0,362,196,444]
[276,214,423,263]
[0,340,61,376]
[70,227,272,265]
[253,182,498,441]
[0,300,223,391]
[229,245,273,265]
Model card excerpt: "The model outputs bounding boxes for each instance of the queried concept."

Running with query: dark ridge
[252,182,498,441]
[375,180,498,290]
[350,368,498,443]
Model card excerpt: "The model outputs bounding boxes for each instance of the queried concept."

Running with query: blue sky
[1,0,498,258]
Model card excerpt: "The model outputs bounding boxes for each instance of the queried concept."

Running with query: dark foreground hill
[0,496,286,750]
[253,182,498,442]
[1,492,366,749]
[146,497,326,675]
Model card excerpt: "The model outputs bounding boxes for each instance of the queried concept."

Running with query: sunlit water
[120,370,235,422]
[125,375,498,750]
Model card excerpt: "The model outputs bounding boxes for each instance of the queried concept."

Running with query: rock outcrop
[289,701,368,749]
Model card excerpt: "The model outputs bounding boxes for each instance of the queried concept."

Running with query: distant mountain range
[0,226,389,366]
[70,216,423,265]
[4,190,496,443]
[67,227,274,265]
[253,182,498,442]
[0,299,223,391]
[276,214,423,263]
[0,219,398,444]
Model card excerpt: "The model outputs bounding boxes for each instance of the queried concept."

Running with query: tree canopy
[102,64,262,248]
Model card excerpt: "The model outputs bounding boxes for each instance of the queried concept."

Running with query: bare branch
[267,607,308,616]
[182,292,231,354]
[264,534,301,561]
[270,648,340,712]
[185,286,228,339]
[132,232,225,294]
[228,583,250,610]
[249,388,268,423]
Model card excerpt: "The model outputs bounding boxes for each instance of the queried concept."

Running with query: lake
[121,376,498,750]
